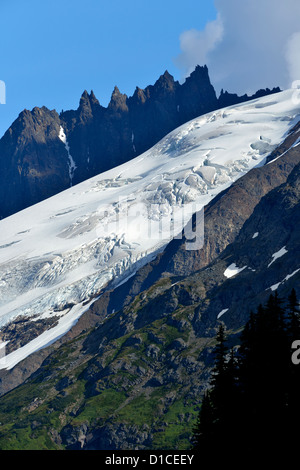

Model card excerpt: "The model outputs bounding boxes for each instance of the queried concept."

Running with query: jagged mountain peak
[18,105,57,121]
[155,69,176,86]
[150,70,178,98]
[4,106,60,144]
[77,90,103,124]
[108,85,128,112]
[79,89,100,106]
[131,86,147,104]
[185,64,210,82]
[79,90,93,108]
[89,89,100,106]
[80,89,90,101]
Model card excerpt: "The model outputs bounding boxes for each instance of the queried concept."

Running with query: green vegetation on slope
[0,280,215,450]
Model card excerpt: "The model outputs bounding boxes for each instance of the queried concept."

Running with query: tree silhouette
[192,290,300,458]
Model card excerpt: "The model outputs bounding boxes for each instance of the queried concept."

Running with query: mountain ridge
[0,65,280,219]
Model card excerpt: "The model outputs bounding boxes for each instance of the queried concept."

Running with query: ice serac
[0,88,299,369]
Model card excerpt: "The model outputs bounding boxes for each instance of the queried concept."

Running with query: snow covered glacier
[0,89,299,369]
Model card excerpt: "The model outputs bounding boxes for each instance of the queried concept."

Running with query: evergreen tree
[193,290,300,457]
[209,323,228,432]
[286,289,300,450]
[193,324,239,452]
[192,391,214,451]
[287,288,300,339]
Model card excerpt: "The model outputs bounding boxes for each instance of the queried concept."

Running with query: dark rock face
[0,107,70,218]
[218,86,281,108]
[0,314,59,355]
[0,65,280,219]
[58,66,219,187]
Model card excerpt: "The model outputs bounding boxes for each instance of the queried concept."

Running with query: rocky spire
[183,65,212,87]
[108,86,128,112]
[131,86,147,105]
[78,90,92,117]
[78,90,101,120]
[89,90,100,108]
[79,90,90,106]
[152,70,177,95]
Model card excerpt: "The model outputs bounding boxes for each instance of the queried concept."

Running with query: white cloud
[175,0,300,95]
[286,32,300,84]
[175,15,223,78]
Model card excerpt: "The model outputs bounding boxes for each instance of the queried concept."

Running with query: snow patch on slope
[0,299,95,370]
[224,263,247,279]
[59,126,77,186]
[217,308,229,319]
[268,246,288,267]
[268,268,300,292]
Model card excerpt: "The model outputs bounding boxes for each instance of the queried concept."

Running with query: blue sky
[1,0,300,139]
[0,0,216,137]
